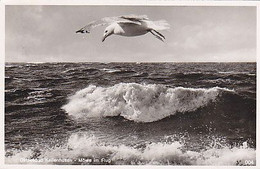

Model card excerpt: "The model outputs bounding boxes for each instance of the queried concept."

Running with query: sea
[5,62,256,165]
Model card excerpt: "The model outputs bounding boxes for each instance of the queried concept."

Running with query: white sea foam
[62,83,233,122]
[5,133,255,165]
[100,68,120,73]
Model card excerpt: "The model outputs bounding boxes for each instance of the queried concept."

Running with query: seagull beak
[102,32,112,42]
[102,35,107,42]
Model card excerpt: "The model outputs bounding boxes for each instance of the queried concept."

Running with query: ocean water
[5,62,256,165]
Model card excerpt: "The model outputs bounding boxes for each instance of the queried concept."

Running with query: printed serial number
[236,160,255,166]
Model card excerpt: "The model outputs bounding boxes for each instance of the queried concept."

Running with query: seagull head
[102,26,114,42]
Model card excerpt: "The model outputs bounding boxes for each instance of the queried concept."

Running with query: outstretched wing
[76,19,108,34]
[76,15,148,34]
[120,15,149,22]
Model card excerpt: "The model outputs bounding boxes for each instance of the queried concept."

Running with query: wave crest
[62,83,233,122]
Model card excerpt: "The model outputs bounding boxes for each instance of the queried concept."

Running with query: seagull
[76,15,170,42]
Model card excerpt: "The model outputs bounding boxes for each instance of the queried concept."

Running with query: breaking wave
[62,83,233,122]
[5,133,255,165]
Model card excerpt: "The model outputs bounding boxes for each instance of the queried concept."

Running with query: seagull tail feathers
[150,20,170,31]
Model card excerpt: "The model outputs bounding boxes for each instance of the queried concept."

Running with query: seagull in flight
[76,15,170,42]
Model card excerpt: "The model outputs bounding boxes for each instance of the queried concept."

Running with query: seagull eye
[105,30,108,33]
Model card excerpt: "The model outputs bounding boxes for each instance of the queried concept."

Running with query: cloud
[167,19,256,62]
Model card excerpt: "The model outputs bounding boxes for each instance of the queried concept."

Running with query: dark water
[5,62,256,165]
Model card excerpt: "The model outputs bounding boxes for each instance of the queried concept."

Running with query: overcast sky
[5,5,256,62]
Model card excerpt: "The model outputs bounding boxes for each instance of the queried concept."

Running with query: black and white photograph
[3,2,257,167]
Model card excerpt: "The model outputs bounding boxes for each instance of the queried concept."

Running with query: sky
[5,5,256,62]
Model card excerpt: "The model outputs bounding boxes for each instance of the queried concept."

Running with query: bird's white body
[112,22,149,36]
[76,15,170,42]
